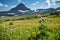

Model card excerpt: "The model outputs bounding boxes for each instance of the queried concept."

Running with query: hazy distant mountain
[56,7,60,10]
[36,8,56,13]
[0,3,60,16]
[36,7,60,13]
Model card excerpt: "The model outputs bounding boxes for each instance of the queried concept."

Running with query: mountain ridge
[0,3,60,16]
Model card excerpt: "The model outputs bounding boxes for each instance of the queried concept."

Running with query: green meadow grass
[0,15,60,40]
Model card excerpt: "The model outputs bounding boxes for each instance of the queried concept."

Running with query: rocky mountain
[0,3,60,16]
[10,3,31,12]
[0,3,31,16]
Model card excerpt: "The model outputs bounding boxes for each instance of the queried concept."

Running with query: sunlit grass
[0,15,60,40]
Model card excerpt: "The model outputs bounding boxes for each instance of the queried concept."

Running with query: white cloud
[57,0,60,1]
[51,0,60,6]
[51,0,56,5]
[0,3,9,7]
[45,0,58,8]
[0,3,3,6]
[18,0,22,2]
[11,5,16,8]
[4,4,8,7]
[40,3,48,9]
[32,2,39,6]
[46,0,51,8]
[56,0,60,3]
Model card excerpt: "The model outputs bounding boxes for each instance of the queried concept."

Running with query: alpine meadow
[0,0,60,40]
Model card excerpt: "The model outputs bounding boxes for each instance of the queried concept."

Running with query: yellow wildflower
[32,32,36,34]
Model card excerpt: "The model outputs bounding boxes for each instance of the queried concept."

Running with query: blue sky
[0,0,60,11]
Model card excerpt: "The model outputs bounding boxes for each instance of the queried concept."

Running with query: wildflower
[26,30,29,33]
[10,28,16,32]
[32,32,36,35]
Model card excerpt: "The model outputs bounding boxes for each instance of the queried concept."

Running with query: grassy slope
[0,15,60,40]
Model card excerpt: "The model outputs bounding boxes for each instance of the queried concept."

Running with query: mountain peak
[18,3,25,7]
[10,3,31,12]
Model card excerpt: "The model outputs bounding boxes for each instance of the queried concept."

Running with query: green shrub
[5,19,10,21]
[28,24,60,40]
